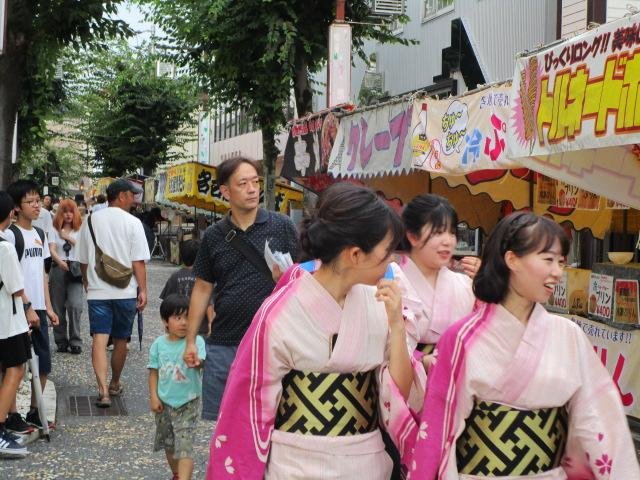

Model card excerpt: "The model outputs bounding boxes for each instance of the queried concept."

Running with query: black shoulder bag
[216,218,274,285]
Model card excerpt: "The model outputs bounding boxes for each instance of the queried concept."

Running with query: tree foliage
[71,42,199,176]
[0,0,131,187]
[142,0,413,206]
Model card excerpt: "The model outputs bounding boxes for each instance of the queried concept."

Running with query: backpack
[8,223,52,273]
[0,236,17,315]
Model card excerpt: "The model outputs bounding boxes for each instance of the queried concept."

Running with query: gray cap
[106,178,143,200]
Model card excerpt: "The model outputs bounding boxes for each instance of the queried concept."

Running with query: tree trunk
[0,4,29,188]
[293,52,313,117]
[0,53,26,188]
[261,122,278,211]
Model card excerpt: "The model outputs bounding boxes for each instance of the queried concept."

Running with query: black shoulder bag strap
[217,218,274,284]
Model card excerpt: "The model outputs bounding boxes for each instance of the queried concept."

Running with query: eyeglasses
[21,198,41,207]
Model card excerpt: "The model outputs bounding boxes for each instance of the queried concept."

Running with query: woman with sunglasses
[49,199,84,354]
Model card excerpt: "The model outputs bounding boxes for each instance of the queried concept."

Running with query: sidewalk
[2,260,214,479]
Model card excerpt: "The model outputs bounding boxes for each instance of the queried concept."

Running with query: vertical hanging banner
[509,13,640,209]
[411,85,521,173]
[328,101,414,178]
[328,23,351,108]
[198,112,211,164]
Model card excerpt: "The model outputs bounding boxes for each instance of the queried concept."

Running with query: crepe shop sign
[589,273,615,320]
[328,102,413,177]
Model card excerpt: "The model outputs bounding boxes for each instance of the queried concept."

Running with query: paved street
[2,260,214,480]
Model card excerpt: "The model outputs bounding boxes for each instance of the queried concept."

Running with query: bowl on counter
[607,251,635,265]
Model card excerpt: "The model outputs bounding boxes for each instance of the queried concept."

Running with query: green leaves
[73,42,198,176]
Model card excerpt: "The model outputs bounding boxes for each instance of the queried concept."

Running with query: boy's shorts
[154,398,200,459]
[88,299,137,339]
[0,331,32,369]
[31,310,51,375]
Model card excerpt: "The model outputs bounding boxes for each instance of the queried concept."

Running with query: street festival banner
[570,315,640,418]
[281,111,340,191]
[328,100,413,178]
[164,162,303,214]
[411,85,521,173]
[509,13,640,209]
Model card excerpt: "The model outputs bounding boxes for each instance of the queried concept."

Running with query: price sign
[589,273,614,320]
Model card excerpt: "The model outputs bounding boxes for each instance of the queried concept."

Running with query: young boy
[0,191,30,457]
[5,180,59,431]
[159,240,214,337]
[148,294,206,480]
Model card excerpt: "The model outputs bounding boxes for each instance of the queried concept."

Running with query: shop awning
[162,162,303,214]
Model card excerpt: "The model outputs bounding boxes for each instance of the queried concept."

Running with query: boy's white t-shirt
[0,239,28,339]
[76,207,150,300]
[2,225,50,310]
[50,228,79,261]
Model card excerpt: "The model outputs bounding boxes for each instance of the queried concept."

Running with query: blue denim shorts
[88,299,137,339]
[202,343,237,421]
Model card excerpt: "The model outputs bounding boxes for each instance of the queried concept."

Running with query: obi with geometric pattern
[456,400,568,476]
[416,343,436,355]
[275,369,379,436]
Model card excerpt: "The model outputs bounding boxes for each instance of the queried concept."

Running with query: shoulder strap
[32,225,52,273]
[87,215,104,255]
[33,225,45,244]
[9,224,24,261]
[217,218,273,283]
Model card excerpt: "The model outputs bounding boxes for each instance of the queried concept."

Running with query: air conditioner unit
[369,0,405,16]
[363,71,385,91]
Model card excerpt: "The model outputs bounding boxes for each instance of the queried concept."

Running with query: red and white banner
[570,315,640,419]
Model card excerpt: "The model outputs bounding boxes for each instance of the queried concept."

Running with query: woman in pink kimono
[206,183,425,479]
[395,194,478,356]
[408,212,640,479]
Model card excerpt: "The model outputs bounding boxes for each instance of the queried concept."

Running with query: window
[423,0,454,19]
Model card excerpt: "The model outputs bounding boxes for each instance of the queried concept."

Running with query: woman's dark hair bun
[299,183,404,264]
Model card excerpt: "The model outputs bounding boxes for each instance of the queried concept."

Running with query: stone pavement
[2,260,215,479]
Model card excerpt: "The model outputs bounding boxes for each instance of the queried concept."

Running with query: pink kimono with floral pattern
[407,302,640,480]
[395,254,476,346]
[206,263,426,479]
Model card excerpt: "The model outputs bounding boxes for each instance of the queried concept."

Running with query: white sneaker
[0,429,28,458]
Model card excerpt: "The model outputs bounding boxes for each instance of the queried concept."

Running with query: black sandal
[95,396,111,408]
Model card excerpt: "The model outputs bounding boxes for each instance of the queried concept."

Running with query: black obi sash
[456,400,568,476]
[275,369,379,436]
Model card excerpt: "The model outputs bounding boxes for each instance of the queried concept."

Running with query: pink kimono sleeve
[206,285,294,479]
[562,330,640,480]
[377,278,427,464]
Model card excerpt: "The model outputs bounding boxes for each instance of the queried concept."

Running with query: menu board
[614,279,640,324]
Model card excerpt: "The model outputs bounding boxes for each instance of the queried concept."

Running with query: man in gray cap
[76,178,150,407]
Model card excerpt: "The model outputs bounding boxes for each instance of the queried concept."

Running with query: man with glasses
[183,157,299,421]
[3,179,59,433]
